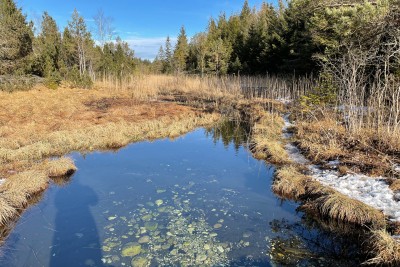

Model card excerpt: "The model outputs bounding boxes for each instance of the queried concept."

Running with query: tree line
[0,0,399,88]
[0,0,151,88]
[155,0,399,77]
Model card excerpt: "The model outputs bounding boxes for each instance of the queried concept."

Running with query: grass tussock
[41,157,77,177]
[251,111,290,164]
[363,230,400,266]
[272,165,309,199]
[0,198,17,226]
[304,192,386,227]
[388,179,400,192]
[1,171,49,197]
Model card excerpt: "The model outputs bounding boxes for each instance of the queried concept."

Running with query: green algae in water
[121,243,142,257]
[155,199,164,206]
[144,221,158,231]
[141,214,152,221]
[131,256,149,267]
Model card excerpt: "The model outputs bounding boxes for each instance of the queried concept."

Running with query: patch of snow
[285,143,309,165]
[327,160,340,167]
[281,114,400,222]
[311,166,400,222]
[0,179,4,186]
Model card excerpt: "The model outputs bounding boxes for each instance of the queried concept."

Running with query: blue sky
[17,0,275,60]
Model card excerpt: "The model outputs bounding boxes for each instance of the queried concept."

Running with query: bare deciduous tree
[93,9,115,50]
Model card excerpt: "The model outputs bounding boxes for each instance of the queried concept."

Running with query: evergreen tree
[31,12,61,78]
[206,37,231,75]
[153,45,165,73]
[173,26,189,73]
[0,0,33,74]
[163,36,173,73]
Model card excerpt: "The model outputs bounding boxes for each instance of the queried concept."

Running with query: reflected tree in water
[205,120,251,151]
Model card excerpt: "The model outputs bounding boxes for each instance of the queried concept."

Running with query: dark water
[0,122,361,266]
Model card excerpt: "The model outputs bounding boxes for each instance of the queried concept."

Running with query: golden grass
[251,111,291,164]
[363,230,400,266]
[0,171,48,225]
[41,157,77,177]
[0,198,17,225]
[272,165,309,199]
[295,117,346,162]
[304,192,386,227]
[389,179,400,192]
[294,110,398,176]
[1,171,49,197]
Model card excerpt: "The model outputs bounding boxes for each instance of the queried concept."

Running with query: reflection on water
[0,122,362,266]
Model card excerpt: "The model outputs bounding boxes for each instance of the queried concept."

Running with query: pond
[0,122,362,266]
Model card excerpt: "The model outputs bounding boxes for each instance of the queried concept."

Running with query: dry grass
[251,111,291,164]
[389,179,400,192]
[363,230,400,266]
[0,85,220,170]
[294,110,398,176]
[303,192,386,227]
[0,171,48,225]
[0,198,17,226]
[272,165,309,199]
[1,171,48,197]
[41,157,77,177]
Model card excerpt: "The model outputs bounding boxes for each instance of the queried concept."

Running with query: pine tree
[173,26,189,73]
[32,12,61,77]
[163,36,173,74]
[0,0,33,74]
[153,45,165,73]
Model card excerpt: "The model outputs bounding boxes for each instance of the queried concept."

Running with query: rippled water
[0,122,362,266]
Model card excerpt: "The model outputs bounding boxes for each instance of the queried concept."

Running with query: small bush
[299,72,337,111]
[67,67,93,89]
[0,75,44,92]
[44,71,62,90]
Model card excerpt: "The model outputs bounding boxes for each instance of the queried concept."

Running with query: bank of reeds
[96,74,315,102]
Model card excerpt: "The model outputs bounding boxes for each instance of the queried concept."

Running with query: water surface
[0,122,361,266]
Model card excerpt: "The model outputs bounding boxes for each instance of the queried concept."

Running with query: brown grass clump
[0,198,17,225]
[295,117,346,162]
[273,165,309,199]
[0,191,28,209]
[251,111,290,164]
[41,157,77,177]
[388,179,400,192]
[363,230,400,266]
[304,192,386,227]
[1,171,49,197]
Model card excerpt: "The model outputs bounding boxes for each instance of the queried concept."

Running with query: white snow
[311,166,400,222]
[281,114,400,222]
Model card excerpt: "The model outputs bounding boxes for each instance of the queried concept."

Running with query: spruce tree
[0,0,33,74]
[163,36,173,74]
[173,26,189,73]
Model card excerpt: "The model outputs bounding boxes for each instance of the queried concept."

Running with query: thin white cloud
[124,36,177,60]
